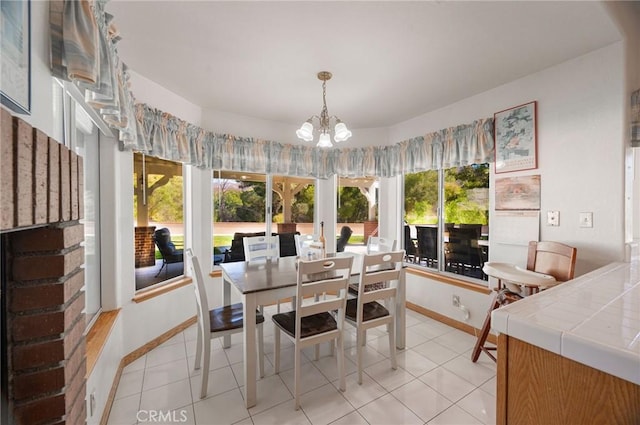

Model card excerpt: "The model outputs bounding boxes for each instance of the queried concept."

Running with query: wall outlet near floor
[452,295,460,307]
[579,212,593,228]
[89,391,96,417]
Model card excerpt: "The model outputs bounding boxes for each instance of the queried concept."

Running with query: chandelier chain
[320,80,329,132]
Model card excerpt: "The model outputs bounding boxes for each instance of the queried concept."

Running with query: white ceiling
[107,1,621,130]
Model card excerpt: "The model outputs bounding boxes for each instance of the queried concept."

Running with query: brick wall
[1,108,86,425]
[135,226,156,268]
[0,109,82,231]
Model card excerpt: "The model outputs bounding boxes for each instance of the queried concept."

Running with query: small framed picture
[0,0,31,114]
[495,175,541,210]
[494,101,537,173]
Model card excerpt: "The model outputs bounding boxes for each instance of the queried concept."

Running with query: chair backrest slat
[359,287,396,304]
[243,235,280,261]
[367,237,397,254]
[294,234,316,258]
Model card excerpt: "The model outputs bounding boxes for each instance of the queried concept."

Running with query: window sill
[209,269,222,278]
[86,309,121,378]
[133,276,193,303]
[406,265,492,294]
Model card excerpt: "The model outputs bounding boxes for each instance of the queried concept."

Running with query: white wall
[390,43,626,277]
[129,70,202,126]
[603,2,640,242]
[386,43,626,329]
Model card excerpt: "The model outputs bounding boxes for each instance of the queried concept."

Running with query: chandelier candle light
[296,71,352,148]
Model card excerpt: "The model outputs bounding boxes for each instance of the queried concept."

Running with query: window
[212,171,267,265]
[58,81,103,326]
[212,172,315,265]
[337,177,378,254]
[70,104,102,325]
[404,164,489,281]
[272,175,315,235]
[134,153,185,290]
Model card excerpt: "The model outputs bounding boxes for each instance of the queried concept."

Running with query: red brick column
[6,223,87,424]
[135,226,157,267]
[276,223,297,234]
[363,220,379,240]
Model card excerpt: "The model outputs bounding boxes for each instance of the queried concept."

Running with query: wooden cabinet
[497,334,640,425]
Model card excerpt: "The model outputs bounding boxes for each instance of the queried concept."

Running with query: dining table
[219,252,406,408]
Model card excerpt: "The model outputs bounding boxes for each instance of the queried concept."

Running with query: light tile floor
[108,308,497,425]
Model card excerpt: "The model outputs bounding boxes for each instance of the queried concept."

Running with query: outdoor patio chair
[153,228,184,277]
[336,226,352,252]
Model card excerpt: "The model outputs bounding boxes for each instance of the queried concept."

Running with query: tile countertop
[491,261,640,386]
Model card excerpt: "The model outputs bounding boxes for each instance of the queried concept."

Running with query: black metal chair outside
[153,228,184,277]
[416,226,438,267]
[403,225,418,263]
[445,227,484,278]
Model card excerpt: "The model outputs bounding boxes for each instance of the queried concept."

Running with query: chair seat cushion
[345,299,389,322]
[272,311,337,339]
[209,303,264,332]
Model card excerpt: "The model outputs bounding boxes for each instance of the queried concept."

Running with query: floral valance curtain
[50,0,137,146]
[133,103,494,179]
[49,0,494,178]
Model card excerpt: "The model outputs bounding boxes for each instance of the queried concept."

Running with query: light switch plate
[579,212,593,228]
[547,211,559,226]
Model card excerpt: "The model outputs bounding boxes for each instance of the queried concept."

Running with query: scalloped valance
[49,0,494,177]
[50,0,137,146]
[132,103,494,179]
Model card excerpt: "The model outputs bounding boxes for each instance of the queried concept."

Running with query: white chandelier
[296,71,352,148]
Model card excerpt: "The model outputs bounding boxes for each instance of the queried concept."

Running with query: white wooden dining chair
[366,236,397,254]
[345,250,403,384]
[243,235,280,261]
[294,233,316,258]
[272,256,353,410]
[243,235,284,312]
[186,249,265,399]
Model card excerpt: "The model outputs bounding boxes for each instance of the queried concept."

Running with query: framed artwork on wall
[495,174,540,210]
[494,101,537,173]
[1,0,31,115]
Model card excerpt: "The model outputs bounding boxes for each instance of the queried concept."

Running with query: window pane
[212,171,267,265]
[443,164,489,280]
[134,153,184,290]
[272,174,315,242]
[404,170,439,269]
[337,177,378,254]
[72,107,101,325]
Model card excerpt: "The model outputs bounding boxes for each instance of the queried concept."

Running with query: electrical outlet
[547,211,560,226]
[89,392,96,417]
[452,295,460,307]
